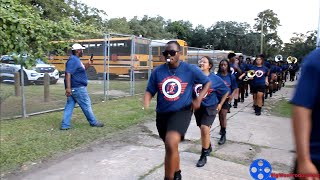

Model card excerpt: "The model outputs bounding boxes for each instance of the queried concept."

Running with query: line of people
[143,40,300,179]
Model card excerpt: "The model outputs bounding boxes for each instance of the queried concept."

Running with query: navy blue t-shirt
[230,63,241,78]
[276,66,282,73]
[291,48,320,163]
[216,72,237,99]
[64,55,88,88]
[264,61,271,69]
[240,63,247,72]
[282,64,289,71]
[146,61,210,113]
[193,73,229,107]
[250,66,268,85]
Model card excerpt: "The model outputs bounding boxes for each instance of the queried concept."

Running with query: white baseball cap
[71,43,86,50]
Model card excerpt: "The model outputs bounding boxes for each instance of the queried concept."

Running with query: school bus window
[152,47,159,55]
[90,42,104,55]
[135,44,149,54]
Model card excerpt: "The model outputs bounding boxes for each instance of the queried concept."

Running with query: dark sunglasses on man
[162,50,179,57]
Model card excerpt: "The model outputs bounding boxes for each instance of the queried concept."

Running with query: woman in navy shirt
[249,55,269,116]
[194,56,229,167]
[144,41,211,180]
[216,59,237,145]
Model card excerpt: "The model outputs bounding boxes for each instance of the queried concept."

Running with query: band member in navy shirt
[291,49,320,177]
[228,53,243,108]
[216,59,237,145]
[246,54,269,116]
[143,41,211,180]
[194,56,229,167]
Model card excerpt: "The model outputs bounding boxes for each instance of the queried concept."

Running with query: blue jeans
[61,86,97,128]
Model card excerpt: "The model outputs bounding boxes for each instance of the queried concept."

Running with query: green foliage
[128,15,176,39]
[166,20,193,41]
[107,17,132,34]
[254,9,283,58]
[271,99,292,118]
[281,31,316,61]
[1,0,316,61]
[0,0,102,67]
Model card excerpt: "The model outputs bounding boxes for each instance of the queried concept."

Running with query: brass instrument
[275,55,283,62]
[287,56,297,64]
[243,70,256,81]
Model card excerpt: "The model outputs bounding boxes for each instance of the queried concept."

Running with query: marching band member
[244,57,253,98]
[291,48,320,177]
[216,59,237,145]
[194,56,229,167]
[144,41,211,180]
[249,54,269,116]
[228,53,243,108]
[238,55,247,102]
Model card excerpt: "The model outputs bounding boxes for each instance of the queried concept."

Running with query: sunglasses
[162,50,178,57]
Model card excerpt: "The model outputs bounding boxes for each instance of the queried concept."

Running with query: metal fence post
[103,34,107,101]
[130,35,135,96]
[107,33,111,100]
[148,44,152,80]
[20,64,27,118]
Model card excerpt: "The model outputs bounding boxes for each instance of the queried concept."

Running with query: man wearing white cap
[60,43,104,130]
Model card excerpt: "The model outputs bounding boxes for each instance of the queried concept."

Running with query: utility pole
[260,16,264,54]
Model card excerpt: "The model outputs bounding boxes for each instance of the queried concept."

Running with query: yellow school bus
[150,39,188,68]
[48,36,151,79]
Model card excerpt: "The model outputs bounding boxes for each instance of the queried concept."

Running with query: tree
[139,15,175,39]
[281,31,316,61]
[189,25,208,48]
[166,20,193,42]
[254,9,283,58]
[0,0,101,66]
[107,17,132,34]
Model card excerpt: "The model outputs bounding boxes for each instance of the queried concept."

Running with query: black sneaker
[174,170,181,180]
[218,134,226,145]
[60,127,70,130]
[90,122,104,127]
[196,155,207,167]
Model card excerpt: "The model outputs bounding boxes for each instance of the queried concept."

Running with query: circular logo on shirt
[255,70,264,78]
[194,84,208,98]
[162,78,182,100]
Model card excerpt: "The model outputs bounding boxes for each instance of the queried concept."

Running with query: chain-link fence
[0,33,152,119]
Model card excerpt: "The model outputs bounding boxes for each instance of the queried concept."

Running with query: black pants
[290,72,296,81]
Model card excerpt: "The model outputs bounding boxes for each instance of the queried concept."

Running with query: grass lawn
[0,80,147,119]
[271,99,292,118]
[0,96,156,174]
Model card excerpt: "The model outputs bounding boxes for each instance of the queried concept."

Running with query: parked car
[0,55,59,85]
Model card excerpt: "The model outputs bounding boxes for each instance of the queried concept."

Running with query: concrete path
[8,82,297,180]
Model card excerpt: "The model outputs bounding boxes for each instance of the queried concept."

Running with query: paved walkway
[9,82,296,180]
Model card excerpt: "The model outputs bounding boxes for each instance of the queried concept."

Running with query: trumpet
[275,55,283,62]
[287,56,297,64]
[243,70,256,81]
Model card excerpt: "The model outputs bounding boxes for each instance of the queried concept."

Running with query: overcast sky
[80,0,319,43]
